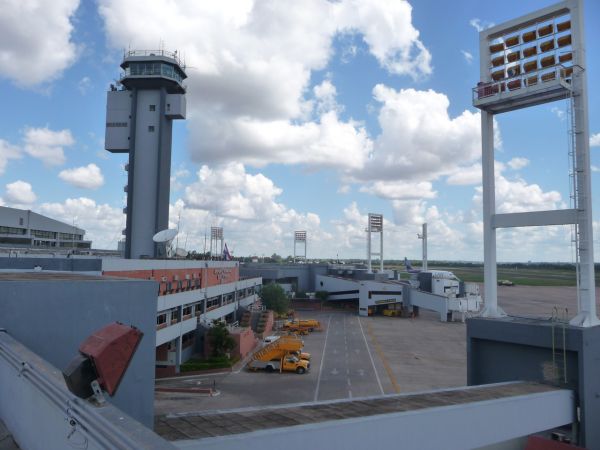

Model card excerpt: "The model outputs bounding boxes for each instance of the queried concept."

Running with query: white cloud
[360,180,436,200]
[193,109,373,170]
[59,163,105,189]
[0,139,21,175]
[461,50,473,64]
[5,180,36,204]
[77,76,92,94]
[469,18,494,32]
[172,163,332,256]
[23,127,75,166]
[0,0,79,86]
[355,86,481,183]
[334,0,432,78]
[473,167,562,214]
[591,165,600,173]
[185,163,284,220]
[39,197,125,249]
[446,163,481,185]
[507,157,530,170]
[98,0,429,170]
[550,106,565,121]
[590,133,600,147]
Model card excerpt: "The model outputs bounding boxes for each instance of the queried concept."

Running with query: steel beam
[492,209,578,228]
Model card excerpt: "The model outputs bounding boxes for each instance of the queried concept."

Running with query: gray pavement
[155,285,595,416]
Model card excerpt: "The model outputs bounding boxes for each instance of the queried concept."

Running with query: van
[263,335,280,344]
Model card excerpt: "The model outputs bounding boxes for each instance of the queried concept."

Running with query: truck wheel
[296,367,306,374]
[265,366,274,373]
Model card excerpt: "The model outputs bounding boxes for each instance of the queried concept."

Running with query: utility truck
[282,319,321,333]
[247,336,310,374]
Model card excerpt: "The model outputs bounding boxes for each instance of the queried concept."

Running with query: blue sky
[1,0,599,261]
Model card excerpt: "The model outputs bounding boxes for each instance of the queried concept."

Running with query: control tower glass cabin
[105,50,187,259]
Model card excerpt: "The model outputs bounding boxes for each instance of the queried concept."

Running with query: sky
[1,0,600,262]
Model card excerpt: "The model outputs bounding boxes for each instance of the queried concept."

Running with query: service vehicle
[247,335,310,374]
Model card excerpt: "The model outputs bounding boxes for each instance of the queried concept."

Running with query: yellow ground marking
[366,321,401,393]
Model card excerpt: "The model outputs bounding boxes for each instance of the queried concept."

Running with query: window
[148,125,155,132]
[31,229,55,239]
[0,226,26,235]
[19,218,23,226]
[183,306,192,316]
[149,104,156,111]
[166,103,171,112]
[156,314,167,325]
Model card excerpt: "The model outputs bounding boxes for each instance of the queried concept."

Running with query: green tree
[208,320,236,358]
[261,283,290,314]
[315,290,329,302]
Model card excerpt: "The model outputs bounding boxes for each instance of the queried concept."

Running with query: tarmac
[155,285,600,417]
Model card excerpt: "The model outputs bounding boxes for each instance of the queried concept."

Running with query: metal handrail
[473,63,580,102]
[123,49,183,66]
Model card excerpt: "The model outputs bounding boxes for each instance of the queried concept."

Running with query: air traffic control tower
[105,50,187,259]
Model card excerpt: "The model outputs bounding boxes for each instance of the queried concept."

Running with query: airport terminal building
[0,206,91,249]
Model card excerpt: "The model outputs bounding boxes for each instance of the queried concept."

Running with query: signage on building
[374,298,397,305]
[214,268,233,283]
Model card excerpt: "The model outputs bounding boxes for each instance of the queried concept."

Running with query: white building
[0,206,91,250]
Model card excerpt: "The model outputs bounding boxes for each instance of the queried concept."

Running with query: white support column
[175,305,183,373]
[569,0,599,327]
[379,230,384,272]
[367,221,372,273]
[422,223,428,272]
[480,111,505,317]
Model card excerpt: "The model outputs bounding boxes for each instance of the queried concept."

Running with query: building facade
[0,206,91,249]
[102,258,262,373]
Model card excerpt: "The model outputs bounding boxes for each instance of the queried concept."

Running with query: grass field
[392,264,596,287]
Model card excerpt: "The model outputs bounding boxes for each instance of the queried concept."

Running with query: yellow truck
[247,336,310,374]
[282,319,322,333]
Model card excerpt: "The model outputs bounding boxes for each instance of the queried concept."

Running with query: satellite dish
[175,247,188,258]
[153,229,178,243]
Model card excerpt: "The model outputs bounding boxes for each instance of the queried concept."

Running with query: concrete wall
[0,275,157,427]
[231,328,258,359]
[467,317,600,448]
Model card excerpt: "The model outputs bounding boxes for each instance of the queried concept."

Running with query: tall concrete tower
[105,50,187,259]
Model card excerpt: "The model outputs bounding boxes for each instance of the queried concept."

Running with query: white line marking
[357,316,384,395]
[314,315,332,402]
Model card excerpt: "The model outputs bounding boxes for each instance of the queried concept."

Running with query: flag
[223,243,231,261]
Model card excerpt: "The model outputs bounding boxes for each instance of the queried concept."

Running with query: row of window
[29,229,84,240]
[0,226,26,235]
[156,289,257,328]
[125,62,184,84]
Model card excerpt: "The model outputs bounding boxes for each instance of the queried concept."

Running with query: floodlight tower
[210,227,224,258]
[105,50,187,259]
[473,0,597,326]
[366,213,383,273]
[294,231,307,262]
